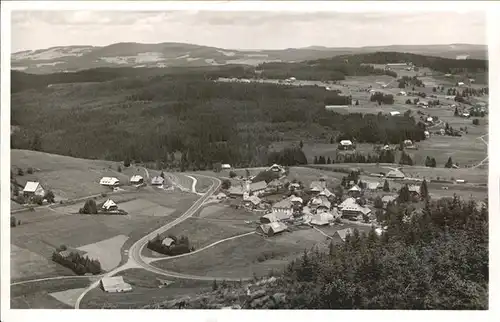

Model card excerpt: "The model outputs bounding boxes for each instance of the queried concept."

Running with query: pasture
[80,271,215,309]
[77,235,129,271]
[152,223,370,280]
[11,191,199,280]
[11,149,133,200]
[11,277,91,309]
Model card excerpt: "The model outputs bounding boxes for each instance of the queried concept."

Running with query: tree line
[52,247,102,275]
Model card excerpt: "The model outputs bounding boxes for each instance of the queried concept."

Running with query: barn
[256,222,287,237]
[100,177,120,187]
[101,276,132,293]
[22,181,45,197]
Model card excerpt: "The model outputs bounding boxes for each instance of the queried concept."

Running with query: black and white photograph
[1,1,499,319]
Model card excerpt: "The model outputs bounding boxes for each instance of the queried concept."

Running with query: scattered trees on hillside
[399,151,414,166]
[472,119,480,125]
[370,92,394,105]
[221,179,231,190]
[268,147,307,167]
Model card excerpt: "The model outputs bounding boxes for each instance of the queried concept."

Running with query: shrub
[32,195,43,206]
[11,216,17,227]
[124,157,131,167]
[27,167,33,174]
[81,199,98,214]
[44,190,55,203]
[229,171,237,178]
[472,119,480,125]
[17,168,24,176]
[221,179,231,190]
[117,165,122,173]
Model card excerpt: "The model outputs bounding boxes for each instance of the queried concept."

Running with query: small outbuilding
[23,181,45,197]
[102,199,118,211]
[100,177,120,187]
[101,276,132,293]
[151,176,165,186]
[130,175,144,185]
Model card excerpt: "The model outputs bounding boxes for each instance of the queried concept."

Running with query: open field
[118,199,176,217]
[77,235,129,271]
[193,175,214,193]
[80,270,215,309]
[151,223,370,280]
[11,191,199,280]
[49,288,87,307]
[11,277,91,309]
[11,149,134,200]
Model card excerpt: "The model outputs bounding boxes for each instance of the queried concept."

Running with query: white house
[268,164,285,173]
[386,169,405,179]
[22,181,45,197]
[221,164,232,170]
[100,177,120,187]
[130,175,144,185]
[256,222,287,237]
[456,55,469,60]
[348,185,362,197]
[424,131,430,139]
[162,237,175,247]
[151,176,165,186]
[101,276,132,293]
[309,181,326,193]
[272,198,294,216]
[310,212,334,226]
[390,111,401,116]
[458,82,465,87]
[102,199,117,211]
[339,140,353,150]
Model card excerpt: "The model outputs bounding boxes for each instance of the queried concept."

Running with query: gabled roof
[310,212,334,226]
[162,237,175,247]
[386,169,405,178]
[408,185,420,193]
[250,181,267,192]
[130,175,143,182]
[319,188,334,197]
[228,186,245,195]
[290,196,303,204]
[348,185,361,192]
[272,210,293,221]
[309,181,325,191]
[338,197,357,209]
[258,222,287,234]
[245,195,261,205]
[366,182,380,190]
[261,213,278,223]
[340,140,353,146]
[102,199,117,209]
[339,198,371,215]
[100,177,120,185]
[273,198,293,209]
[101,276,132,291]
[23,181,41,192]
[151,176,165,184]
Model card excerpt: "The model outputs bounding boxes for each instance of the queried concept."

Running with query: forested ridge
[11,51,484,169]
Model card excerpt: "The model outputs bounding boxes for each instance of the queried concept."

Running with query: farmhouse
[130,175,144,185]
[408,185,421,197]
[336,228,354,242]
[319,188,334,198]
[310,212,335,226]
[243,195,262,209]
[162,237,175,247]
[456,55,469,60]
[99,177,120,187]
[215,192,227,200]
[338,198,371,220]
[289,182,301,191]
[260,210,292,223]
[309,181,326,193]
[272,198,294,216]
[249,181,268,195]
[366,181,380,191]
[290,196,304,205]
[228,185,245,197]
[338,140,354,150]
[268,164,285,173]
[386,169,405,179]
[348,185,362,197]
[390,111,401,116]
[256,222,287,237]
[101,276,132,293]
[151,176,165,186]
[22,181,45,197]
[221,164,231,170]
[458,82,465,87]
[102,199,117,211]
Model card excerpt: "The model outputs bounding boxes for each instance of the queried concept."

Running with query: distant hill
[11,42,487,74]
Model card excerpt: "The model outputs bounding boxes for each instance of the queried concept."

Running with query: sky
[11,10,487,52]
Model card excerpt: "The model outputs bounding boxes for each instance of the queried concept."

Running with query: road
[146,231,255,263]
[74,172,223,309]
[470,134,488,169]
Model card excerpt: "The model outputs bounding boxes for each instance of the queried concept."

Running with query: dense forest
[11,74,426,170]
[12,51,482,168]
[251,196,488,309]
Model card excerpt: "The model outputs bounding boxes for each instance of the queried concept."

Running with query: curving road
[74,173,223,309]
